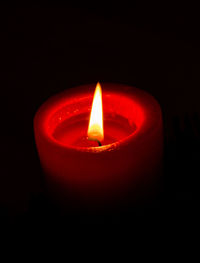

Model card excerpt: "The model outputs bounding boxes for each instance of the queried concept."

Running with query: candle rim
[34,83,162,154]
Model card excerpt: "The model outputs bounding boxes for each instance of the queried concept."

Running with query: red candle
[34,83,163,210]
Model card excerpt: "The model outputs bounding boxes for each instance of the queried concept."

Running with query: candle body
[34,84,163,210]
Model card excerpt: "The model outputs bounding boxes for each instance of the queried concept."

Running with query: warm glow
[88,82,104,142]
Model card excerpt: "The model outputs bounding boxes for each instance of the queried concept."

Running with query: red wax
[34,83,163,209]
[53,113,136,147]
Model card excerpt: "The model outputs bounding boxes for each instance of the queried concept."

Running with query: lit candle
[34,83,163,210]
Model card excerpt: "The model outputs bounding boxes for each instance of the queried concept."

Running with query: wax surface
[45,89,144,151]
[53,113,136,147]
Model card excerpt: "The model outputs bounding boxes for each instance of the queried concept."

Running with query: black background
[1,4,199,229]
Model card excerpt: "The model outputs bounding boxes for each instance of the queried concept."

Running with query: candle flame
[88,82,104,142]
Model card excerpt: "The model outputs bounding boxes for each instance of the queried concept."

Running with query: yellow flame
[88,82,104,142]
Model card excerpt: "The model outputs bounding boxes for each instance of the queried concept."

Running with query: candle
[34,83,163,211]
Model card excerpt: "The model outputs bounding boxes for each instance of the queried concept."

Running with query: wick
[88,137,102,146]
[97,140,102,146]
